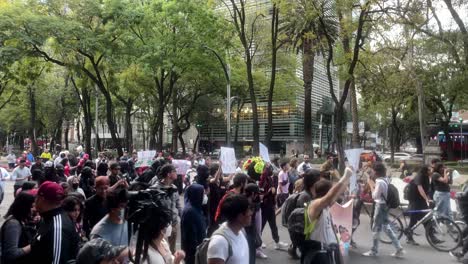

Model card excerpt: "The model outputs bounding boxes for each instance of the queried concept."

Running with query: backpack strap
[212,228,233,262]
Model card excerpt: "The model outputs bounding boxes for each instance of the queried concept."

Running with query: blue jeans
[370,203,402,253]
[434,191,452,219]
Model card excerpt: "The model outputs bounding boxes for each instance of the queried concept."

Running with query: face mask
[164,225,172,238]
[202,194,208,205]
[72,183,79,189]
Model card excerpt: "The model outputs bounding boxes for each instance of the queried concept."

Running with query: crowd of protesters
[0,145,431,264]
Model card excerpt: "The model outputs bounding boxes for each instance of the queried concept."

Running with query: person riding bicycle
[405,165,439,245]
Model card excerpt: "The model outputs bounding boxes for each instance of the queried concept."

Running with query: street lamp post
[203,46,232,146]
[460,117,463,162]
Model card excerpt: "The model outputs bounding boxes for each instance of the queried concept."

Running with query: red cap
[38,181,65,202]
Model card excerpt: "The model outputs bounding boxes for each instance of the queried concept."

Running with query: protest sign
[344,148,363,194]
[259,143,270,162]
[330,200,354,257]
[172,159,192,175]
[135,150,156,168]
[220,147,237,174]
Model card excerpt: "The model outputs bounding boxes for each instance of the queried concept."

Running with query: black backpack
[382,178,400,209]
[403,179,416,201]
[281,192,301,227]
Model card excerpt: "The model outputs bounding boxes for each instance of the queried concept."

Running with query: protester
[207,164,231,235]
[7,152,16,169]
[181,183,207,264]
[276,160,290,207]
[1,192,35,264]
[297,155,312,175]
[288,158,300,194]
[11,159,32,196]
[54,152,66,167]
[405,165,435,245]
[79,166,95,198]
[214,173,249,224]
[151,164,181,252]
[208,194,251,264]
[90,187,129,246]
[31,157,44,172]
[302,168,352,263]
[140,204,185,264]
[40,149,52,161]
[31,181,80,263]
[363,162,404,257]
[108,163,123,186]
[62,196,86,244]
[76,238,129,264]
[432,162,452,219]
[83,176,110,237]
[67,176,86,199]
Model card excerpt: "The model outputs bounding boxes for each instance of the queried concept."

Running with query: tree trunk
[28,85,39,156]
[335,106,346,173]
[246,53,259,155]
[194,129,200,153]
[266,4,279,147]
[64,121,70,150]
[101,90,123,157]
[442,122,455,160]
[302,38,315,157]
[234,100,244,146]
[178,132,186,155]
[124,99,133,152]
[350,81,360,148]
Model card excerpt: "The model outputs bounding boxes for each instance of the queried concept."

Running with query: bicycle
[379,206,463,252]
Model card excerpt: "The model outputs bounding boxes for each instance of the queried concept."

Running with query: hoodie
[181,184,207,264]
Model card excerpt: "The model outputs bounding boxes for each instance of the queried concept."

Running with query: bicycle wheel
[380,213,404,244]
[426,216,463,252]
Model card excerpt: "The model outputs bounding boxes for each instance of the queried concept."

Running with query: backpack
[195,227,233,264]
[281,192,301,227]
[382,178,400,209]
[403,179,416,201]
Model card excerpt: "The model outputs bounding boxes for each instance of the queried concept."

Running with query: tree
[221,0,262,155]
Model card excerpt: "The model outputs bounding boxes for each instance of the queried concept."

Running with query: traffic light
[196,124,203,128]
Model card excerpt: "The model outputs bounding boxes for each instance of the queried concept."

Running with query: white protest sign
[135,150,156,168]
[172,159,192,175]
[220,147,237,174]
[259,143,270,162]
[344,148,363,194]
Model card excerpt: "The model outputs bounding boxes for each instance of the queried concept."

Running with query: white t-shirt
[11,166,31,186]
[372,178,388,204]
[207,223,249,264]
[141,239,173,264]
[297,162,312,175]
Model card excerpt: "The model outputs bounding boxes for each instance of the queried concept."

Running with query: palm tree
[280,0,338,156]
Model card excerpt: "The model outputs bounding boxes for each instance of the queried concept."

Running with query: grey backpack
[195,227,233,264]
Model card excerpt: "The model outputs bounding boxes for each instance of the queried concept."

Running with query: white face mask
[164,225,172,238]
[202,194,208,205]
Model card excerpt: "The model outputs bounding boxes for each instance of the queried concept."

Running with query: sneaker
[362,251,378,257]
[275,241,289,250]
[261,243,266,249]
[391,249,405,258]
[449,251,464,262]
[256,250,268,259]
[350,240,358,249]
[406,239,419,246]
[288,247,300,259]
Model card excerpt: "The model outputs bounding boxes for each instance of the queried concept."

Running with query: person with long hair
[141,205,185,264]
[62,196,86,243]
[432,162,452,219]
[1,192,35,264]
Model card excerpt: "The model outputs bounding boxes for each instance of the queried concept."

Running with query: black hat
[76,238,127,264]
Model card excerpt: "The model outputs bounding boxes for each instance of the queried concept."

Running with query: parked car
[383,152,412,162]
[401,154,424,162]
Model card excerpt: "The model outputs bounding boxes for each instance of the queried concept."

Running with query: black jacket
[30,208,79,264]
[83,195,108,237]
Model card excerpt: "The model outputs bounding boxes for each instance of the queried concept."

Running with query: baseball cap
[76,238,127,264]
[37,181,65,202]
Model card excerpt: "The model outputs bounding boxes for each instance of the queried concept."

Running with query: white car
[383,152,412,162]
